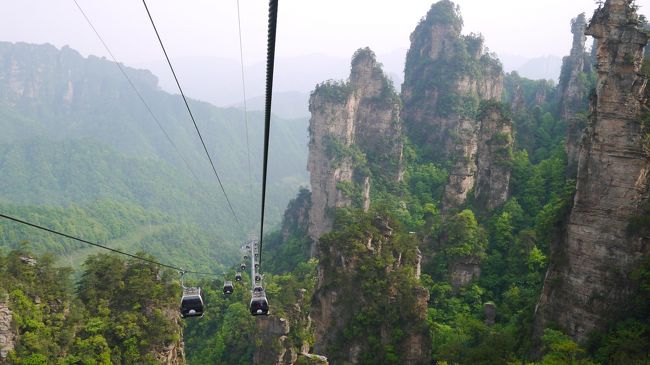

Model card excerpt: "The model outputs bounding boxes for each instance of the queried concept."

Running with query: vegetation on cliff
[0,248,182,364]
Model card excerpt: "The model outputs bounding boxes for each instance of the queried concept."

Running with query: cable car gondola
[180,287,205,318]
[255,274,261,282]
[223,281,234,295]
[240,263,246,271]
[235,272,242,282]
[244,255,249,260]
[250,286,269,316]
[254,262,259,270]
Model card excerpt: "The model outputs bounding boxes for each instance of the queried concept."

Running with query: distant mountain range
[515,55,563,81]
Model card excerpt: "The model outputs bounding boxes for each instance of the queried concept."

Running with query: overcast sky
[3,0,649,69]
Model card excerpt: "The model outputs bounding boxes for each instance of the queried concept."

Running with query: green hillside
[0,41,309,270]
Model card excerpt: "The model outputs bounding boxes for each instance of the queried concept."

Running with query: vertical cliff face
[474,103,514,211]
[281,188,311,242]
[401,0,506,211]
[558,13,593,177]
[534,0,650,345]
[307,48,402,251]
[253,316,293,365]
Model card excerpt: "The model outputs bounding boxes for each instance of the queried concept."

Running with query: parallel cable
[72,0,206,192]
[257,0,279,267]
[0,213,216,276]
[236,0,255,203]
[141,0,241,227]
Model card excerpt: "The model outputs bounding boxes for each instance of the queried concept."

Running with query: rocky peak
[410,0,463,62]
[571,14,588,57]
[558,13,592,177]
[349,48,384,97]
[401,0,507,212]
[533,0,649,347]
[307,48,402,251]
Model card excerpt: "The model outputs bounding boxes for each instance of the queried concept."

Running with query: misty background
[4,0,648,119]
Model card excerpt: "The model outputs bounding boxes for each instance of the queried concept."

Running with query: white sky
[2,0,649,68]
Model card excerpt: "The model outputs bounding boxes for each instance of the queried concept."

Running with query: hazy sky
[3,0,649,70]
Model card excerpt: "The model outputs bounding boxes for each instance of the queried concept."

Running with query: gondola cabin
[223,281,234,295]
[244,255,249,260]
[180,287,205,318]
[235,272,242,282]
[254,262,259,270]
[240,263,246,271]
[255,274,261,282]
[250,286,269,316]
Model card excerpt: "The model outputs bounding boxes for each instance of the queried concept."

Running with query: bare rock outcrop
[400,0,506,211]
[449,255,482,288]
[253,288,327,365]
[307,48,402,253]
[253,316,293,365]
[534,0,650,346]
[0,295,14,362]
[483,302,496,326]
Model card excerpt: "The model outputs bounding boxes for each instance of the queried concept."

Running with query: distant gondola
[244,255,249,260]
[240,263,246,271]
[255,274,261,282]
[250,286,269,316]
[223,281,234,295]
[235,272,242,282]
[254,262,259,270]
[180,287,205,318]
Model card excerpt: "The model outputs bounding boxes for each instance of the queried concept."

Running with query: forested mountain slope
[0,41,309,268]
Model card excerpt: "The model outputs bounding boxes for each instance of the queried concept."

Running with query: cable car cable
[72,0,208,197]
[0,213,216,276]
[141,0,242,227]
[257,0,279,268]
[236,0,255,203]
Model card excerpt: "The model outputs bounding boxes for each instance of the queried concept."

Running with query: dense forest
[1,0,650,364]
[0,248,181,364]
